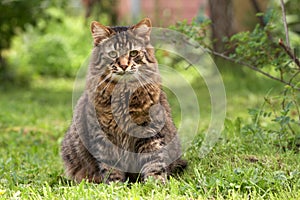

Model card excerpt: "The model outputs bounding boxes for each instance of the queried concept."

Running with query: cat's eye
[108,51,118,58]
[129,50,139,57]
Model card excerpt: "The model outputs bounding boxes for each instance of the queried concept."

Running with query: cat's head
[89,18,157,82]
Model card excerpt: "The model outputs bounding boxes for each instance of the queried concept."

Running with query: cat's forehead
[101,29,145,52]
[111,26,130,32]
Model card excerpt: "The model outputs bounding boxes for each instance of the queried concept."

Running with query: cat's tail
[167,158,188,175]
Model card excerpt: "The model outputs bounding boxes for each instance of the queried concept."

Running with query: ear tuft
[131,18,152,39]
[90,21,114,44]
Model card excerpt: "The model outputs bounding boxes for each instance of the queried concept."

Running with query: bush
[172,5,300,142]
[6,7,92,81]
[28,35,73,77]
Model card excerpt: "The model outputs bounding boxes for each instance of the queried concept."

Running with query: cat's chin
[112,72,137,82]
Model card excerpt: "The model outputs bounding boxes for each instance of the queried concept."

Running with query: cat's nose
[120,65,128,71]
[118,56,129,71]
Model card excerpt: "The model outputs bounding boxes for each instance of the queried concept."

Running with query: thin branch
[289,71,300,122]
[205,48,300,91]
[280,0,291,49]
[292,91,300,122]
[279,39,300,68]
[250,0,266,27]
[249,0,274,41]
[282,88,297,135]
[289,70,300,85]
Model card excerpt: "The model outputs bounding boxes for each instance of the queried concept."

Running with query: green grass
[0,69,299,199]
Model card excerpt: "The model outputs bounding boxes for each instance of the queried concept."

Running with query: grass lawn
[0,68,299,199]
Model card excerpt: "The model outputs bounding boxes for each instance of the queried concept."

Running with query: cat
[61,18,187,184]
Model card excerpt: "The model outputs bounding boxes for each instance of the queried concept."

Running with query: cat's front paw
[104,175,125,184]
[102,171,126,184]
[99,163,125,184]
[142,172,167,184]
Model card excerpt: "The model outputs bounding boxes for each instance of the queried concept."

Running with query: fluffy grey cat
[61,18,187,184]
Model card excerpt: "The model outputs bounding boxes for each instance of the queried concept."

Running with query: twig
[288,70,300,85]
[279,39,300,68]
[289,70,300,123]
[280,0,291,49]
[250,0,266,27]
[279,1,300,70]
[205,48,300,91]
[281,88,297,135]
[292,91,300,122]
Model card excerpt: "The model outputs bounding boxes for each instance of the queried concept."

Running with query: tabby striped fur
[61,18,187,184]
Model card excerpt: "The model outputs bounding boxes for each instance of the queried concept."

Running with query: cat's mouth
[112,70,138,82]
[115,70,136,75]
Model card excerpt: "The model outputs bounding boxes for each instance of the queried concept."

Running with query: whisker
[136,72,151,86]
[136,73,158,93]
[92,72,112,93]
[137,71,156,86]
[142,69,161,76]
[101,78,113,92]
[97,73,112,87]
[139,69,161,85]
[133,74,149,93]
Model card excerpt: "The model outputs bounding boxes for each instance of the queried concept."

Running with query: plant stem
[250,0,266,27]
[280,0,291,49]
[205,48,300,91]
[279,39,300,68]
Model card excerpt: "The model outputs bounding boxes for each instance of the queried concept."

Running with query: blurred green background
[0,0,299,86]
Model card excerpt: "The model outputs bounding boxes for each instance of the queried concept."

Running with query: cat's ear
[131,18,152,40]
[90,21,114,44]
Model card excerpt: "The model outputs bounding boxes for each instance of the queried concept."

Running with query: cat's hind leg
[73,161,102,183]
[61,126,102,183]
